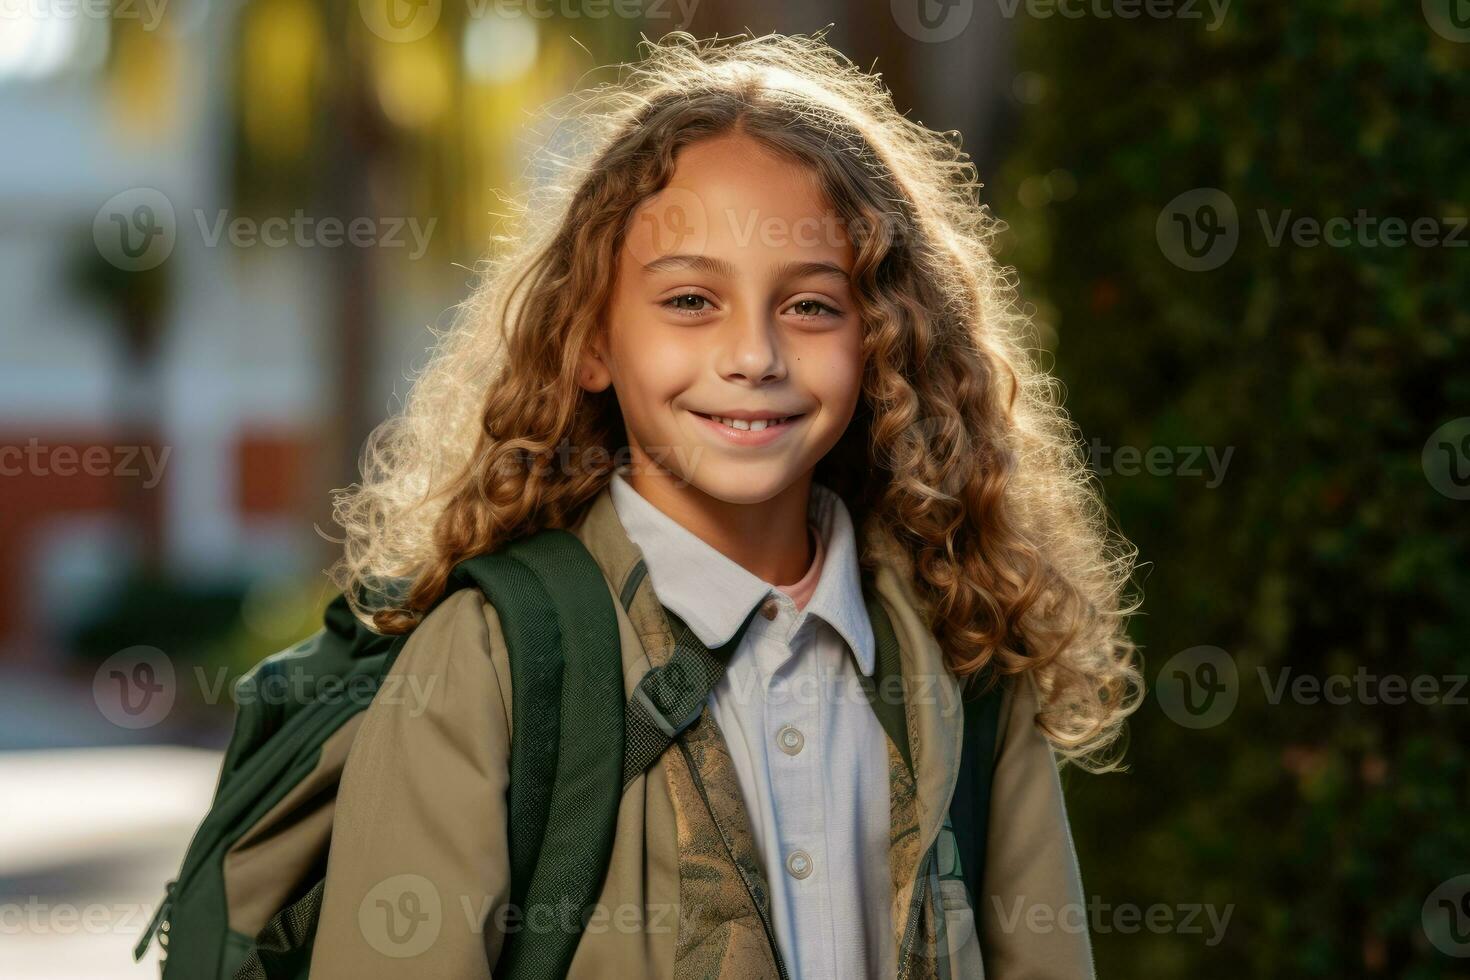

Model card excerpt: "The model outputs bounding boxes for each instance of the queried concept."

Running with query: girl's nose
[718,308,786,386]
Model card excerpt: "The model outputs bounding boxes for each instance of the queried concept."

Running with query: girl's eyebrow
[642,254,737,277]
[642,254,851,284]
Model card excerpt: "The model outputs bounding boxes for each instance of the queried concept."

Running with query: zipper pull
[134,879,176,962]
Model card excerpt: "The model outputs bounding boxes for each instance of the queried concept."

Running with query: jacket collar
[604,471,875,676]
[568,480,963,840]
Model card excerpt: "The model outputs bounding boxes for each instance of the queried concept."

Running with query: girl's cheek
[628,336,701,397]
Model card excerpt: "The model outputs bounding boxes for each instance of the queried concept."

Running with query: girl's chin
[672,464,810,506]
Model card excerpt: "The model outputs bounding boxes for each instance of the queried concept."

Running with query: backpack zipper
[896,843,936,980]
[133,878,175,960]
[132,685,379,962]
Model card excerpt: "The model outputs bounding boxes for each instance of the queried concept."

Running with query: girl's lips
[688,410,805,447]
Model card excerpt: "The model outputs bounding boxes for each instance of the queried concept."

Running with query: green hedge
[996,2,1469,976]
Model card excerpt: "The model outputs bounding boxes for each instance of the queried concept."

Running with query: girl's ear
[577,339,613,393]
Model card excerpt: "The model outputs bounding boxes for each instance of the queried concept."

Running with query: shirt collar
[608,471,876,676]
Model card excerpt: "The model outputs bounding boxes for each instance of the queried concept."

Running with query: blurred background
[1,0,1466,976]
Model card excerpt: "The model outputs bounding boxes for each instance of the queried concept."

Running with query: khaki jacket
[307,486,1094,978]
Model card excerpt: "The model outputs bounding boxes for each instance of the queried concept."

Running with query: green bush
[996,2,1469,976]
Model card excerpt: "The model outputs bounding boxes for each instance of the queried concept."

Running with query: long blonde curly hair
[329,31,1142,769]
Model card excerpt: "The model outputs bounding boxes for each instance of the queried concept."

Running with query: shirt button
[776,725,804,755]
[786,849,813,880]
[759,597,779,620]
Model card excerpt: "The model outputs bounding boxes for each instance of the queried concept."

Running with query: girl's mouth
[689,410,806,446]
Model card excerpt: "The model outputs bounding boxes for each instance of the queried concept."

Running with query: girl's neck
[623,468,815,585]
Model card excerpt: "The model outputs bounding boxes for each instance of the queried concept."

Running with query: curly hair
[329,30,1143,770]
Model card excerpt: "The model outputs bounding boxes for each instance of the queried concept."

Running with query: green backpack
[134,528,1003,979]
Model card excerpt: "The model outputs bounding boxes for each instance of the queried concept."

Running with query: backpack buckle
[631,672,705,738]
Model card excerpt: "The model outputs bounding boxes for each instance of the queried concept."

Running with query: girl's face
[580,131,864,506]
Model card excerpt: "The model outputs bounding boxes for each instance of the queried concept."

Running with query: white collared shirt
[609,472,894,980]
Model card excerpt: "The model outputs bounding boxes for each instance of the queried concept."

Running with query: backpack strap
[621,603,763,788]
[449,529,622,980]
[858,585,915,775]
[948,670,1004,909]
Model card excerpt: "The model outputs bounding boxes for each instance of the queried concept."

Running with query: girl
[310,31,1139,980]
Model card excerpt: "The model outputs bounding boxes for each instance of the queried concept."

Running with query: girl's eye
[786,298,839,318]
[663,293,713,315]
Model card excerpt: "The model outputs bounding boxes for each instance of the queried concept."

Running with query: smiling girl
[309,31,1140,980]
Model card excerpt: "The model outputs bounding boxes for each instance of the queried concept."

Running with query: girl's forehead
[624,134,854,269]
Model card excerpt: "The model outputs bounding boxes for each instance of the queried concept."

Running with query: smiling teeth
[711,415,788,431]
